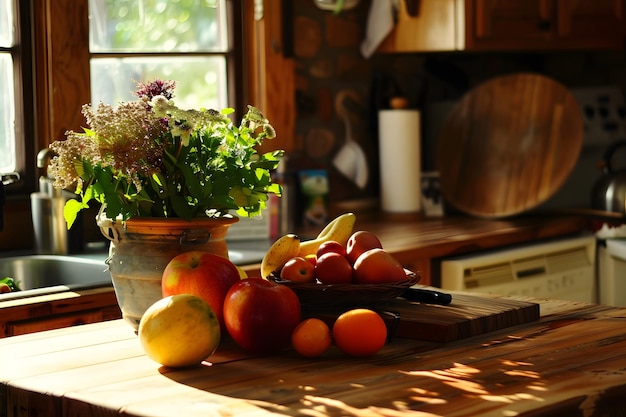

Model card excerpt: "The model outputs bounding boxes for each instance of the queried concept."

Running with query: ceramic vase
[97,213,238,330]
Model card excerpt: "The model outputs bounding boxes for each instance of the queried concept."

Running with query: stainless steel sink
[0,255,111,300]
[0,245,268,300]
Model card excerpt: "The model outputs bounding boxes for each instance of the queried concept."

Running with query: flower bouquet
[48,79,283,228]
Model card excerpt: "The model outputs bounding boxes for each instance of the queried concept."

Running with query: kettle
[592,140,626,213]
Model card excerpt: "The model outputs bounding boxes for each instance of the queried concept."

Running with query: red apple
[346,231,383,264]
[316,240,347,258]
[162,251,241,330]
[223,278,301,353]
[280,256,315,283]
[315,252,353,284]
[353,248,407,284]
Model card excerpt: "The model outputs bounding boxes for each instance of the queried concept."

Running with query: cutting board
[313,292,540,343]
[436,72,583,218]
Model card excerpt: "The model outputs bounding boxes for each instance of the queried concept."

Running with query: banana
[316,212,356,245]
[316,212,355,240]
[297,212,356,257]
[260,233,301,279]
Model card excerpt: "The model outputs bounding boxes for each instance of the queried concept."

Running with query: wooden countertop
[278,212,592,285]
[2,295,625,416]
[0,212,591,337]
[356,212,592,258]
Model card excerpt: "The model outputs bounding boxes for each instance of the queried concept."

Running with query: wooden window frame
[0,0,295,250]
[34,0,249,148]
[3,0,36,194]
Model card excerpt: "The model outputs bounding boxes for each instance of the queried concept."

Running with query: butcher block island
[2,293,626,417]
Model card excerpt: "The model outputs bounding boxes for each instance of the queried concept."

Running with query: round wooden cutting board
[436,73,583,218]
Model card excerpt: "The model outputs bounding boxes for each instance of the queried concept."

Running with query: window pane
[90,56,228,110]
[0,0,13,47]
[89,0,228,53]
[0,53,16,173]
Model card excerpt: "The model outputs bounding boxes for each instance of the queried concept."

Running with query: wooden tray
[313,291,540,343]
[436,73,583,218]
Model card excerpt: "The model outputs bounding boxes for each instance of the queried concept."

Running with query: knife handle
[402,288,452,305]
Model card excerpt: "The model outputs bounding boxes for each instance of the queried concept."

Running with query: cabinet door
[470,0,556,49]
[377,0,459,52]
[556,0,626,49]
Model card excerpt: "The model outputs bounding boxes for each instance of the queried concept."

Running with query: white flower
[150,95,173,114]
[170,121,194,146]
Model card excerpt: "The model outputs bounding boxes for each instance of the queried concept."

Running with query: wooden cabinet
[470,0,557,48]
[243,0,296,155]
[556,0,626,45]
[0,288,121,338]
[6,306,121,337]
[470,0,626,50]
[377,0,459,52]
[378,0,626,53]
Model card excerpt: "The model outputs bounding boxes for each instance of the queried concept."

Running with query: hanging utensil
[333,113,369,189]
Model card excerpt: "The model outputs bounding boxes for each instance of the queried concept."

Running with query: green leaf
[179,162,203,198]
[267,182,282,196]
[63,199,88,229]
[170,194,192,219]
[0,276,21,291]
[151,173,168,198]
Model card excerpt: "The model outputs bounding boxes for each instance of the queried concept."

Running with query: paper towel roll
[378,109,421,213]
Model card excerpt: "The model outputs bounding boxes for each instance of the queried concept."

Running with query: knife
[401,287,452,305]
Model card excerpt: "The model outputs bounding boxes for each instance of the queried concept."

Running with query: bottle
[269,156,295,240]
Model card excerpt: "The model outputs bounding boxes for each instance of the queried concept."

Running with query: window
[1,0,33,190]
[0,0,16,174]
[88,0,234,110]
[1,0,240,191]
[0,0,254,248]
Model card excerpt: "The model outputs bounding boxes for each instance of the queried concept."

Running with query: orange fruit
[291,318,332,358]
[332,308,387,357]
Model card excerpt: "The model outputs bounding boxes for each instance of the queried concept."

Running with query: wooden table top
[2,296,625,417]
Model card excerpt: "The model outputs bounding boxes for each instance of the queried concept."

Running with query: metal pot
[592,140,626,213]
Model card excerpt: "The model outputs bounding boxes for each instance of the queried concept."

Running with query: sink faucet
[31,149,82,254]
[37,148,56,169]
[36,148,59,196]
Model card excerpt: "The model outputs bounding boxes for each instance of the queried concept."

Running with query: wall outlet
[571,86,626,148]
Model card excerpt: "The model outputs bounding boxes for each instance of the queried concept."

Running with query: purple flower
[135,79,176,101]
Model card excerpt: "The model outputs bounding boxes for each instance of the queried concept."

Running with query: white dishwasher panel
[440,235,596,303]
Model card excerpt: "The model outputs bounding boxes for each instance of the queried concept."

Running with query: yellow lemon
[138,294,221,368]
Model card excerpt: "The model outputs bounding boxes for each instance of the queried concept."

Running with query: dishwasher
[440,235,596,303]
